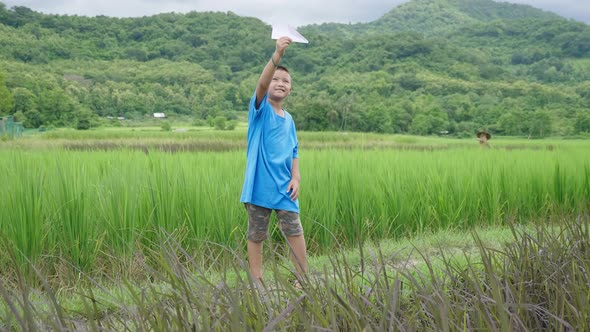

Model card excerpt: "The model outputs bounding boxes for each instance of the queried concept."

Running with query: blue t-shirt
[240,93,299,213]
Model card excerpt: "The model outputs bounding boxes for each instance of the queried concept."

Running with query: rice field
[1,130,590,330]
[1,132,589,278]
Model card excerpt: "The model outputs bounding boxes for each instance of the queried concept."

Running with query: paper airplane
[271,24,309,44]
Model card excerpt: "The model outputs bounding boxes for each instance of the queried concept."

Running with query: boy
[240,36,307,285]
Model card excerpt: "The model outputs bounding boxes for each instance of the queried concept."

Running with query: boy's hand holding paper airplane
[271,24,309,44]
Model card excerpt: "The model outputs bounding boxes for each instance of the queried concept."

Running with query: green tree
[527,111,552,138]
[561,31,590,57]
[496,111,522,136]
[12,87,36,113]
[1,1,589,137]
[574,110,590,134]
[410,107,449,135]
[388,107,412,133]
[0,71,14,114]
[12,110,27,124]
[36,88,77,127]
[75,107,95,130]
[409,114,431,135]
[24,109,42,128]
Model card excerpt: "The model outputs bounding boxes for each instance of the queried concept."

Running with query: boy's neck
[269,99,284,116]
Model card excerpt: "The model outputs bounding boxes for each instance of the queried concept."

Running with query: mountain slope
[0,0,589,137]
[307,0,564,37]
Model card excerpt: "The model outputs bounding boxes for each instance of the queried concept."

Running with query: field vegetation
[1,130,589,330]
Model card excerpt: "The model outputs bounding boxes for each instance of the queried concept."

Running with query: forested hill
[1,0,589,137]
[311,0,561,36]
[371,0,561,35]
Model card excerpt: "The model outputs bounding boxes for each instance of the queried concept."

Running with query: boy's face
[269,69,292,101]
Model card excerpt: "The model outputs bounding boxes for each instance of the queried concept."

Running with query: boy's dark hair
[276,65,289,73]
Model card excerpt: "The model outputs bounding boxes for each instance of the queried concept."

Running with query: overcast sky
[2,0,589,27]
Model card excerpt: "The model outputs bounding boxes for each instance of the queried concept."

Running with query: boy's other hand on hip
[287,179,300,201]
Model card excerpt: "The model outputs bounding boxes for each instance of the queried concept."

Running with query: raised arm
[255,37,292,107]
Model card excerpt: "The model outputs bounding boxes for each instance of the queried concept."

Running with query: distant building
[153,113,166,119]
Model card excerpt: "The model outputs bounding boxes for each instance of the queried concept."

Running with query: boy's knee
[248,231,268,243]
[277,210,303,237]
[280,223,304,237]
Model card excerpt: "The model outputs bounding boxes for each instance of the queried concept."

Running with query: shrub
[161,121,172,131]
[213,116,227,130]
[226,120,238,130]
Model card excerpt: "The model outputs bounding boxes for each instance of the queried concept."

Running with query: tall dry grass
[1,218,588,331]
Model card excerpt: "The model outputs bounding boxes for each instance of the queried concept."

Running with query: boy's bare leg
[286,234,307,277]
[248,240,264,282]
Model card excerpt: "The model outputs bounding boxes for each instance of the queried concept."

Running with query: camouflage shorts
[245,203,304,242]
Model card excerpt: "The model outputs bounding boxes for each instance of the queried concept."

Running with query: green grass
[1,136,589,281]
[15,125,578,148]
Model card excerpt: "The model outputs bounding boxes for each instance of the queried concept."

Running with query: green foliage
[75,107,94,130]
[160,121,171,131]
[212,116,237,130]
[12,110,25,123]
[0,69,14,113]
[226,120,238,130]
[192,118,207,126]
[213,116,226,130]
[574,109,590,134]
[0,0,589,136]
[365,0,561,36]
